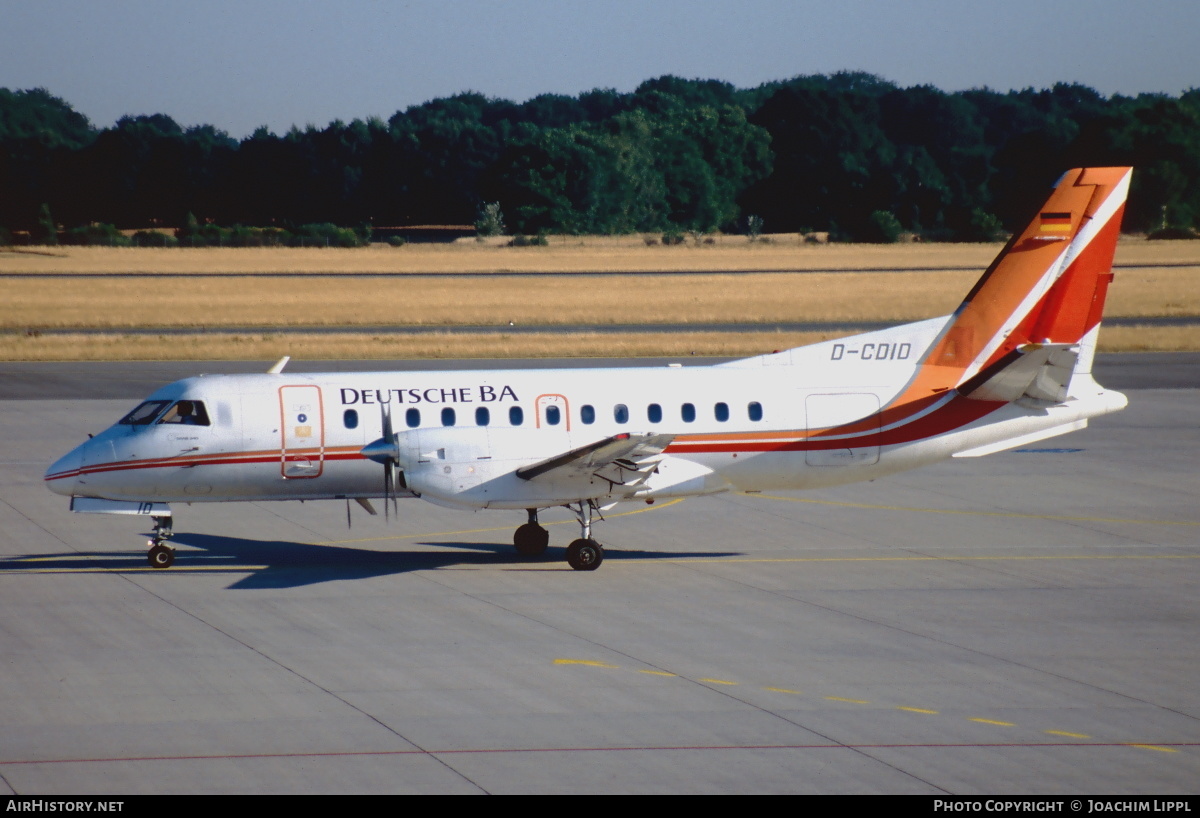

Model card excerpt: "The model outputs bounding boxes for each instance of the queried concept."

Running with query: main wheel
[565,538,603,571]
[514,523,550,556]
[147,543,175,569]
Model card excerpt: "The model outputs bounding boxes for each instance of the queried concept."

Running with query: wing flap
[516,433,674,485]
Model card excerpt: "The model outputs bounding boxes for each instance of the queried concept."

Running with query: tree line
[2,73,1198,243]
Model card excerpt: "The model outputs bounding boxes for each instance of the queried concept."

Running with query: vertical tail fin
[911,167,1131,396]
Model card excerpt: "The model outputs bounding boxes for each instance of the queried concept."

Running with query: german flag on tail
[1037,211,1073,238]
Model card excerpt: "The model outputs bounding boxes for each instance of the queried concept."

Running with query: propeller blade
[383,460,393,522]
[381,403,397,521]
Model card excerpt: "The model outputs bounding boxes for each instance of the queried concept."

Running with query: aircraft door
[279,385,325,478]
[535,394,570,431]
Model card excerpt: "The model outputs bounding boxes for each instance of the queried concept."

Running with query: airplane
[45,166,1132,571]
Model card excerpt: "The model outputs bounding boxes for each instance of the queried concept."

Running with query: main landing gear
[513,504,604,571]
[146,516,175,569]
[513,508,550,556]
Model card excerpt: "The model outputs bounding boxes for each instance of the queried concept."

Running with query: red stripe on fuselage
[44,446,367,482]
[666,395,1001,454]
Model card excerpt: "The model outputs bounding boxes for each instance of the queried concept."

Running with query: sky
[2,0,1198,139]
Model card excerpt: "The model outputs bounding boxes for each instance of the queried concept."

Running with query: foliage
[3,78,1200,239]
[288,223,368,248]
[475,201,505,236]
[1147,226,1198,240]
[131,230,179,247]
[62,223,130,246]
[0,88,94,148]
[963,208,1006,242]
[34,203,56,245]
[175,216,336,247]
[232,225,291,247]
[863,210,904,243]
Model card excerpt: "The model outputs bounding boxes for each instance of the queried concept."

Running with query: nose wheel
[146,515,175,569]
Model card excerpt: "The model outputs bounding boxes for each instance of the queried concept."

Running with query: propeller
[360,403,401,520]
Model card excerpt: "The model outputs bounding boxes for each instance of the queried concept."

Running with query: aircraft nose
[44,444,84,496]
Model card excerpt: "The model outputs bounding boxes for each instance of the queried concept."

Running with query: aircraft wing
[958,343,1079,405]
[516,433,674,489]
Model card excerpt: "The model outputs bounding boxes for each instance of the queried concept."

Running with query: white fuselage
[44,316,1127,513]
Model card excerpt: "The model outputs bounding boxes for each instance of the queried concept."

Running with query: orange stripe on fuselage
[666,394,1000,455]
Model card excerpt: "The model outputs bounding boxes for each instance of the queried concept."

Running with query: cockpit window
[157,400,211,426]
[118,400,171,425]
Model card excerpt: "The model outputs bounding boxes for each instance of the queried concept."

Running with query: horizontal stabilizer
[953,419,1087,458]
[958,343,1078,405]
[517,433,673,483]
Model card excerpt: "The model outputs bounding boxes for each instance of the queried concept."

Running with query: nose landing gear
[146,516,175,568]
[565,501,604,571]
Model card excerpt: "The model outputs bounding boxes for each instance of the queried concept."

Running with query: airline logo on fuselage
[339,385,520,406]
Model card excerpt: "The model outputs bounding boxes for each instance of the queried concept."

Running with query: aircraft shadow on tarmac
[4,533,740,589]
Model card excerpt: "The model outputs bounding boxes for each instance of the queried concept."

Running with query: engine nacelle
[391,425,577,508]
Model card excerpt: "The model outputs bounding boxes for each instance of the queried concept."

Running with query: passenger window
[647,403,662,423]
[441,407,456,427]
[344,409,359,429]
[509,406,524,426]
[118,400,170,426]
[475,407,490,426]
[545,405,561,426]
[406,408,421,428]
[581,404,595,424]
[159,400,211,426]
[681,403,695,423]
[614,404,629,424]
[714,402,729,422]
[748,401,763,421]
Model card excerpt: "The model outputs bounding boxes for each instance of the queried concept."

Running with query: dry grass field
[0,330,847,362]
[1,237,1197,360]
[1,270,990,329]
[0,236,1007,275]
